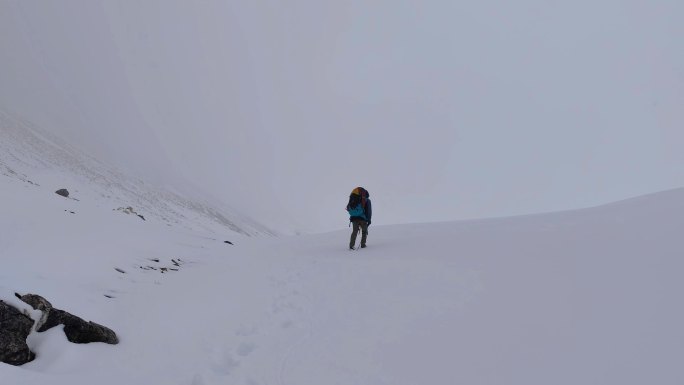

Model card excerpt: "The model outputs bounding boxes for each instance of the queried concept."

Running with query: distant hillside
[0,110,275,237]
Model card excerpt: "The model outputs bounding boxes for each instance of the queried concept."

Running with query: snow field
[2,175,684,384]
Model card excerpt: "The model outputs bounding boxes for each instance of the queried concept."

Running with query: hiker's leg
[350,220,360,248]
[360,221,368,247]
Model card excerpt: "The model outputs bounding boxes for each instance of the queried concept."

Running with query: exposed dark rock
[55,188,69,198]
[16,293,118,345]
[114,268,126,274]
[15,293,51,312]
[0,301,36,366]
[14,293,51,330]
[39,309,118,344]
[115,206,145,221]
[139,258,183,273]
[224,241,233,245]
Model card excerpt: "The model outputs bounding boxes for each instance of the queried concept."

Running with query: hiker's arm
[366,200,372,225]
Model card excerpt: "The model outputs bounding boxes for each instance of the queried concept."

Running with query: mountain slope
[0,109,274,236]
[1,163,682,384]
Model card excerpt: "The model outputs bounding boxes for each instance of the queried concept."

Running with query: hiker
[346,187,372,249]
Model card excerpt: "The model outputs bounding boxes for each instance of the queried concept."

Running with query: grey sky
[1,0,683,232]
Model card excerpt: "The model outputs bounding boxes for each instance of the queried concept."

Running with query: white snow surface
[2,118,684,384]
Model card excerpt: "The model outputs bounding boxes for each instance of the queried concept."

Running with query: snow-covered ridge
[0,110,274,236]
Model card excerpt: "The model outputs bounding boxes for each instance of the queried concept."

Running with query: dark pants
[350,219,368,248]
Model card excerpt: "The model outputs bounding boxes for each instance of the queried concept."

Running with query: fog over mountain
[2,0,683,232]
[2,3,683,383]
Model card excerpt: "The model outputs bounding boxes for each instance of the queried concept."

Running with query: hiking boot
[361,244,366,248]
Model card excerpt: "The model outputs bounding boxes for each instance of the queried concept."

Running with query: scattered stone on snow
[0,301,35,366]
[114,206,146,221]
[15,293,118,345]
[137,258,184,274]
[114,268,126,274]
[224,240,233,245]
[55,188,69,198]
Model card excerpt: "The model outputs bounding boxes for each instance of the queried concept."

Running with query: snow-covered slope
[2,150,682,385]
[0,110,274,237]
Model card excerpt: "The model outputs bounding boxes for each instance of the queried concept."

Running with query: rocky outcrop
[41,308,119,344]
[15,293,118,345]
[0,301,35,366]
[55,188,69,197]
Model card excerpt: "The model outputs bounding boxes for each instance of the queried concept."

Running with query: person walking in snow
[346,187,372,249]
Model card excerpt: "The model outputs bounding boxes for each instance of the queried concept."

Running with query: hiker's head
[352,187,369,198]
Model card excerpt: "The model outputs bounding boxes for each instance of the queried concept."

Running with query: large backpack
[346,187,369,220]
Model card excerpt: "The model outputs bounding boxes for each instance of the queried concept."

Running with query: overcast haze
[1,0,683,232]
